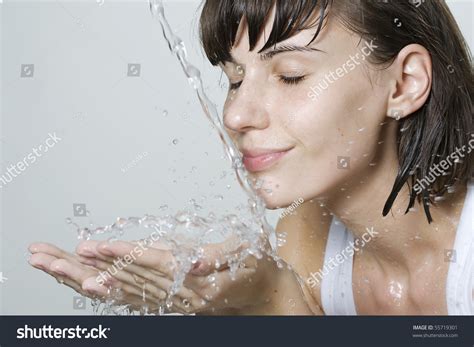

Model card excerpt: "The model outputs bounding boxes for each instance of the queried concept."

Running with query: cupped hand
[29,238,315,315]
[28,242,166,313]
[74,238,292,315]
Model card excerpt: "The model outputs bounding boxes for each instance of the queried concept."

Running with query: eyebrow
[225,44,325,65]
[259,44,325,61]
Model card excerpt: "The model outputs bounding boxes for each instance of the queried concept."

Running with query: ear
[386,44,432,120]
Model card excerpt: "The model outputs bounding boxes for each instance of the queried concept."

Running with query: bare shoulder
[275,201,333,313]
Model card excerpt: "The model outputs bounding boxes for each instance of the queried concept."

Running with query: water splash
[149,0,269,219]
[81,0,286,315]
[147,0,276,257]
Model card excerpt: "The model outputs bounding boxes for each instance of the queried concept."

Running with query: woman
[29,0,473,315]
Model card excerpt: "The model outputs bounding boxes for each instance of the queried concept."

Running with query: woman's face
[221,11,394,209]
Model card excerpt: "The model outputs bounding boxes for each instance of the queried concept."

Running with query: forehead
[233,8,327,54]
[201,0,331,65]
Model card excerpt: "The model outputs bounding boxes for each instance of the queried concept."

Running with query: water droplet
[172,139,179,145]
[162,110,168,117]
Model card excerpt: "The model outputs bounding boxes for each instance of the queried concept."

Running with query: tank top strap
[446,180,474,315]
[320,217,358,315]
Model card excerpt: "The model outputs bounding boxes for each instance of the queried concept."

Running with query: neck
[320,128,467,270]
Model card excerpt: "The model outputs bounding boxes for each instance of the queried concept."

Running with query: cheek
[261,71,386,206]
[307,69,385,153]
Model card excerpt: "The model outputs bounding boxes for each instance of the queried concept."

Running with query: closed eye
[279,75,306,85]
[229,81,242,90]
[229,75,306,91]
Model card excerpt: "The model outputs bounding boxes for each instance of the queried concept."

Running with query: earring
[389,109,404,120]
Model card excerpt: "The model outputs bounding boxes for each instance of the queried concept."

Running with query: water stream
[73,0,288,315]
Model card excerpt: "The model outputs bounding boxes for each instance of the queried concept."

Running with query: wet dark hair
[199,0,474,223]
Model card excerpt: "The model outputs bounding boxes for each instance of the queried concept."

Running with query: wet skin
[29,5,468,315]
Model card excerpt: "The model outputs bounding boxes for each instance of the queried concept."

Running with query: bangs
[200,0,331,65]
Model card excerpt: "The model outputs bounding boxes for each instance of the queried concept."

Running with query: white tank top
[320,181,474,315]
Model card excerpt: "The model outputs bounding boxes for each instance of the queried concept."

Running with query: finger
[82,276,164,308]
[29,243,74,261]
[30,254,94,297]
[190,235,251,276]
[76,240,116,262]
[90,256,202,305]
[82,277,164,312]
[55,275,157,313]
[120,262,167,284]
[87,259,167,301]
[49,258,98,285]
[132,239,172,251]
[30,256,161,312]
[77,253,167,279]
[54,273,91,296]
[95,241,176,277]
[119,264,198,300]
[29,253,59,271]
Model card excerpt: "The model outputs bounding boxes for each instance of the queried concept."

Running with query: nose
[223,84,270,134]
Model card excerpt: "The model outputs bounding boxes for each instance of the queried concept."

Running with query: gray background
[0,0,472,315]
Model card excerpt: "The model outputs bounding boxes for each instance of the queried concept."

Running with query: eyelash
[229,75,306,90]
[229,81,242,90]
[279,75,306,85]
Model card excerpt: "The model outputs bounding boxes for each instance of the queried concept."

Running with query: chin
[256,175,334,210]
[251,171,300,209]
[261,197,281,210]
[256,186,297,210]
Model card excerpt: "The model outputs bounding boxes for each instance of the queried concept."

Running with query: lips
[241,148,293,172]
